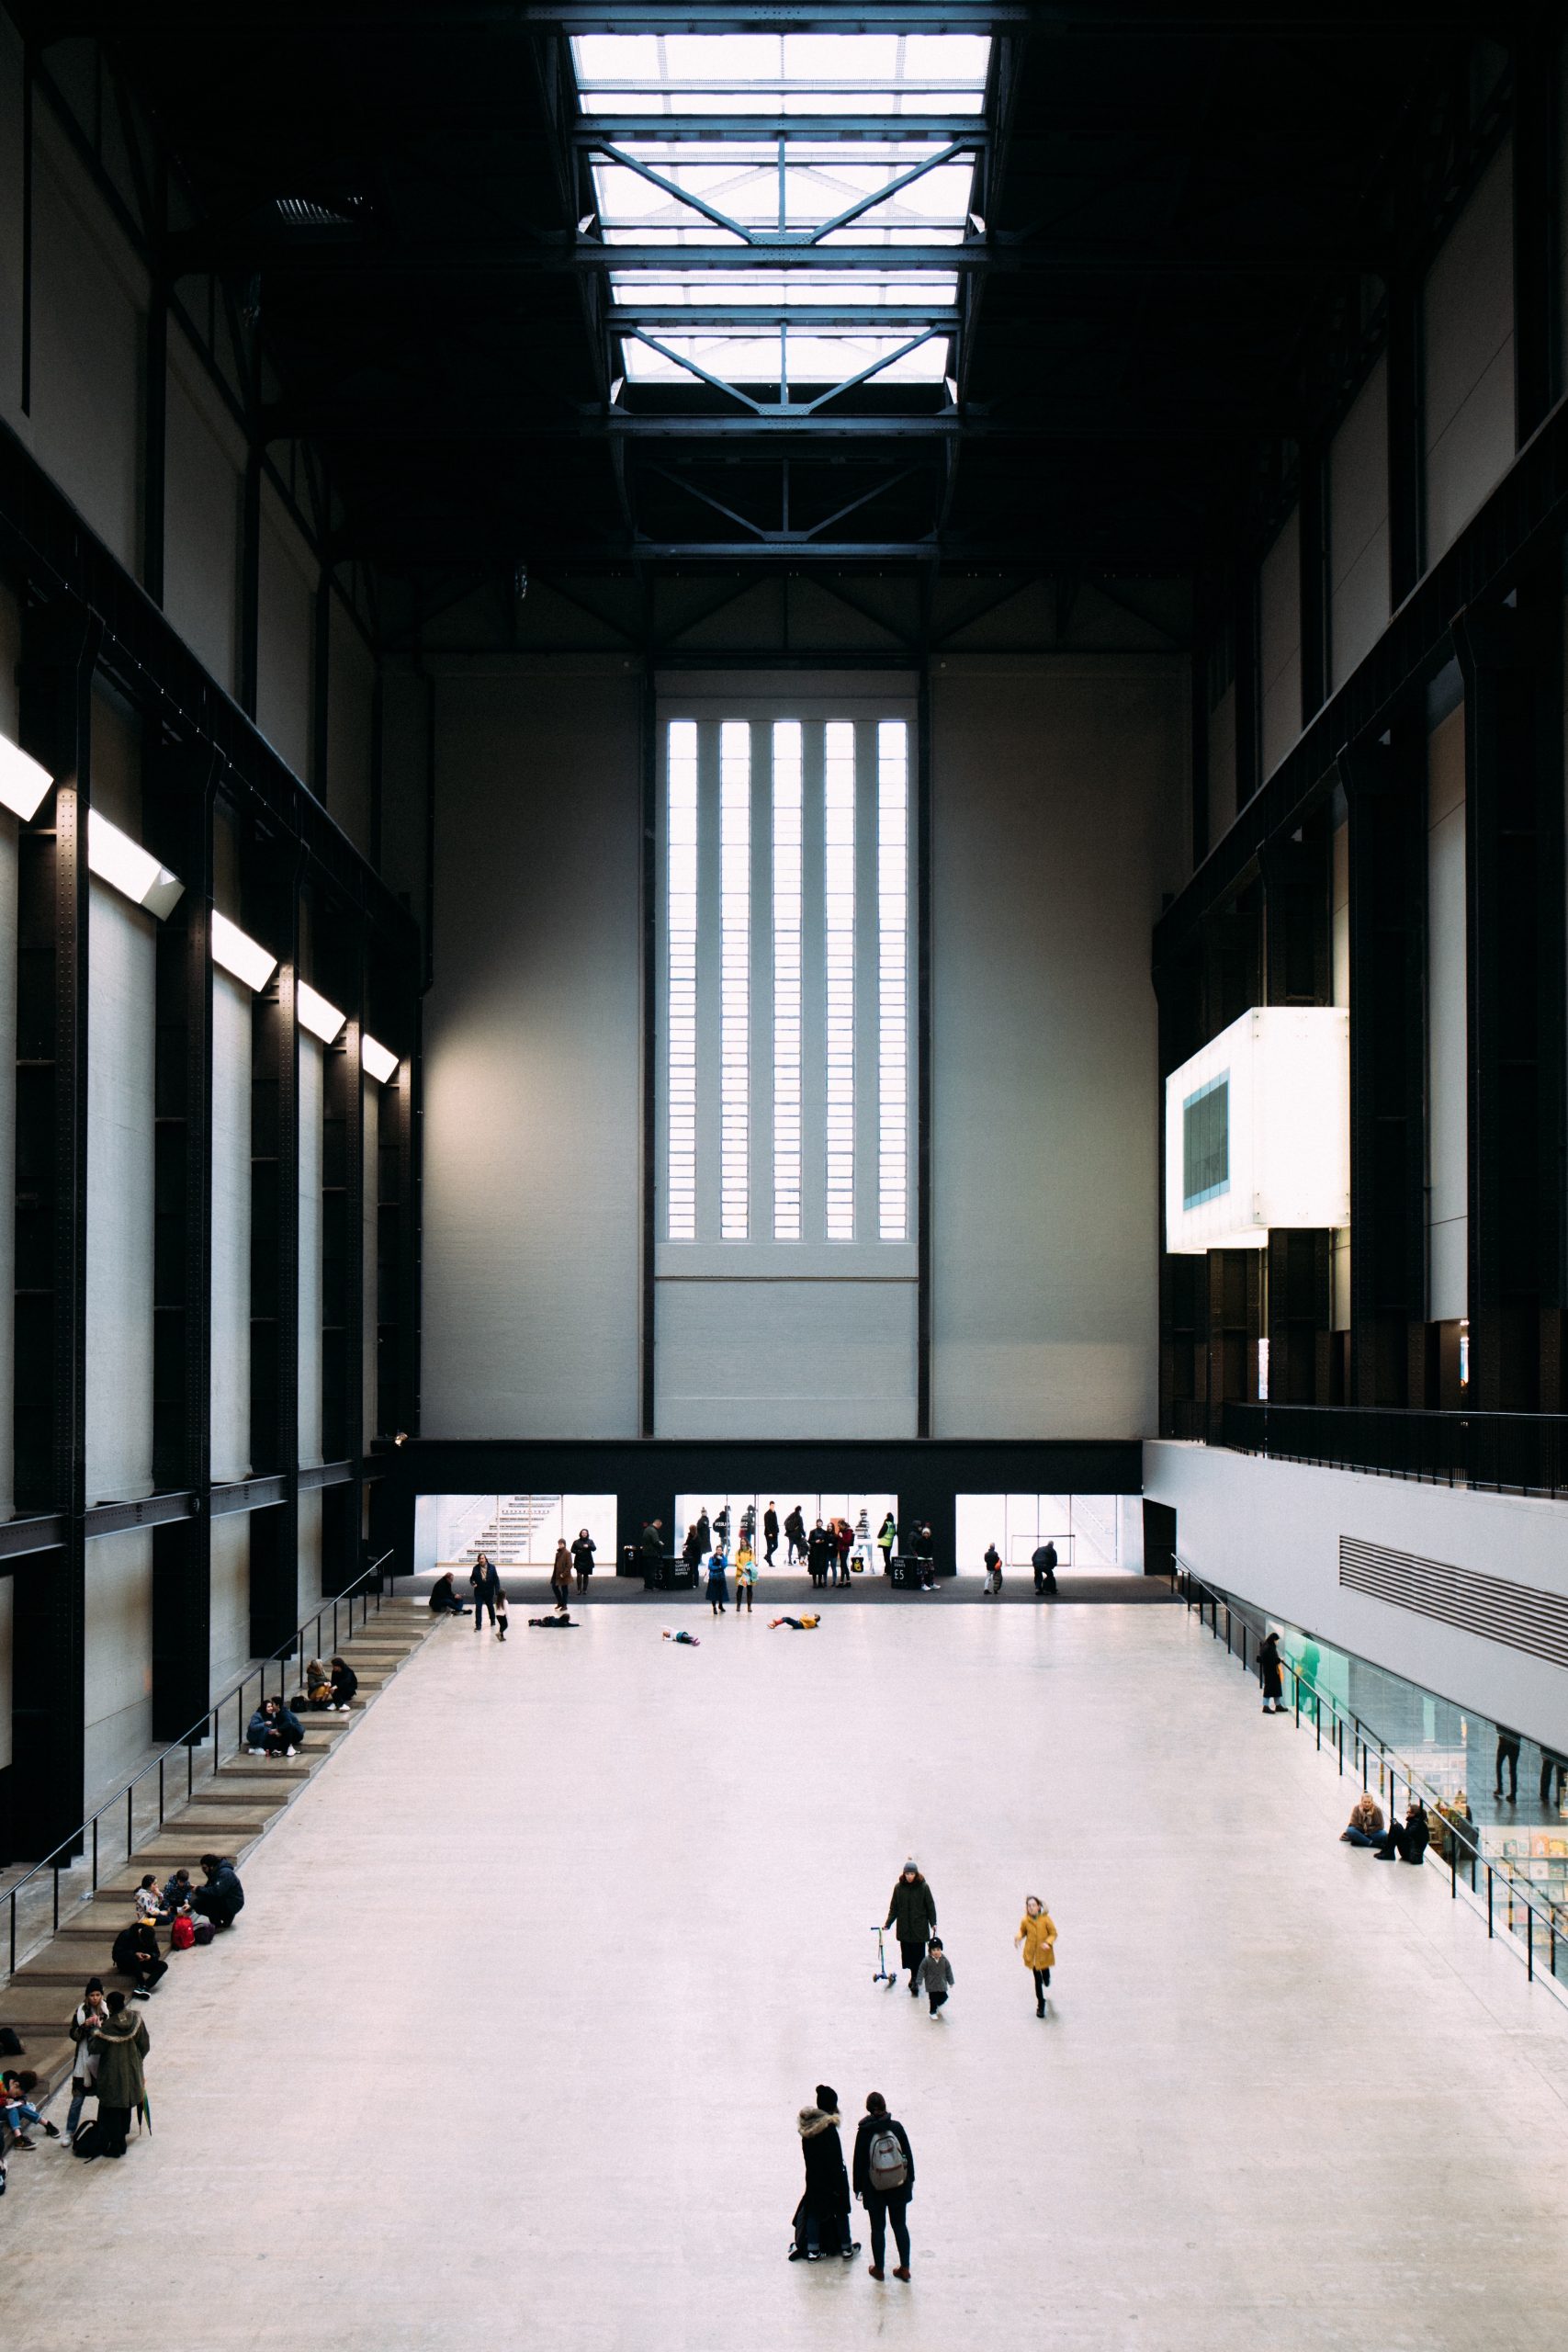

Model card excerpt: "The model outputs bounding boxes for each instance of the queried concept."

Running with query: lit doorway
[953,1495,1136,1574]
[414,1493,618,1575]
[674,1490,898,1572]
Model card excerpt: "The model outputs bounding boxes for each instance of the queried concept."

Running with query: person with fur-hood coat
[789,2085,860,2262]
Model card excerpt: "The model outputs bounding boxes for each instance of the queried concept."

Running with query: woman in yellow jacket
[1014,1894,1057,2019]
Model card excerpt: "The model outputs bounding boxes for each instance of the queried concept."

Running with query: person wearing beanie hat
[65,1979,106,2138]
[884,1860,937,1996]
[789,2086,859,2263]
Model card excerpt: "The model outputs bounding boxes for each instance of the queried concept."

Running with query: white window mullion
[719,719,751,1239]
[772,720,803,1240]
[823,718,856,1240]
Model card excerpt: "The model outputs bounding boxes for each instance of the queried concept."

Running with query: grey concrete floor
[6,1603,1568,2351]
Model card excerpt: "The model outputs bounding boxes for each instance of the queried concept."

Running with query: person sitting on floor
[190,1854,244,1930]
[163,1868,196,1914]
[328,1657,359,1710]
[1340,1792,1386,1848]
[1375,1798,1429,1864]
[1,2070,61,2149]
[110,1918,168,2000]
[429,1571,468,1615]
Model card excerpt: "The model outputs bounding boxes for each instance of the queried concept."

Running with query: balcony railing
[1213,1401,1568,1498]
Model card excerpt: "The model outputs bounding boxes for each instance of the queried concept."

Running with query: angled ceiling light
[361,1034,398,1085]
[0,734,53,821]
[298,980,346,1045]
[943,375,958,403]
[210,910,277,993]
[87,808,185,920]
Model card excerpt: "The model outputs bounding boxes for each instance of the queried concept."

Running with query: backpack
[0,2027,22,2056]
[192,1920,215,1947]
[866,2125,908,2193]
[72,2120,103,2161]
[170,1916,196,1952]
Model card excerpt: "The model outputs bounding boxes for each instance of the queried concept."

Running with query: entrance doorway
[953,1495,1137,1573]
[674,1490,898,1571]
[414,1493,618,1575]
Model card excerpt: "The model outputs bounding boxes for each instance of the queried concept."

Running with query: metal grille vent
[1339,1536,1568,1669]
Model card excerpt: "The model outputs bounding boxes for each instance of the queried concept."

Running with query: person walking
[852,2092,914,2282]
[1014,1894,1057,2018]
[694,1507,711,1562]
[550,1540,572,1613]
[789,2086,859,2263]
[1541,1745,1568,1813]
[470,1551,502,1634]
[1258,1630,1287,1713]
[763,1501,780,1566]
[785,1506,807,1566]
[1494,1724,1521,1802]
[876,1511,897,1574]
[917,1940,953,2018]
[707,1545,729,1616]
[65,1981,106,2139]
[982,1542,1002,1596]
[1032,1538,1058,1596]
[570,1527,595,1599]
[884,1860,937,1996]
[734,1542,756,1614]
[640,1519,667,1591]
[90,1991,149,2158]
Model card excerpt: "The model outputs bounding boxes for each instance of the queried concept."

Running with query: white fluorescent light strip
[361,1034,398,1085]
[0,734,53,821]
[86,808,184,921]
[298,980,346,1045]
[210,910,277,993]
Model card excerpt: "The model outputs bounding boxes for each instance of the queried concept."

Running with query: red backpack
[170,1916,196,1952]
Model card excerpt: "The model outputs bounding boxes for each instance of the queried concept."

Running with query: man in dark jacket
[784,1506,807,1565]
[806,1521,831,1587]
[1375,1800,1429,1864]
[470,1552,502,1632]
[110,1918,167,1998]
[191,1854,245,1929]
[852,2092,915,2280]
[329,1657,358,1710]
[885,1861,937,1995]
[1032,1539,1058,1596]
[641,1519,667,1590]
[763,1502,780,1565]
[789,2086,858,2262]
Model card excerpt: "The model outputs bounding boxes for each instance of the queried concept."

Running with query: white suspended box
[1165,1006,1349,1254]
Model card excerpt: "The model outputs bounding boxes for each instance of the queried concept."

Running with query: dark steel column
[320,905,366,1594]
[1454,587,1566,1411]
[916,662,932,1436]
[1512,11,1561,447]
[1385,270,1424,608]
[246,834,300,1652]
[1338,729,1428,1407]
[11,598,100,1860]
[1232,575,1260,811]
[146,737,218,1738]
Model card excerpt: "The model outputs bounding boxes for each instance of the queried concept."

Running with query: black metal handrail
[5,1552,397,1980]
[1219,1400,1568,1498]
[1172,1559,1567,1999]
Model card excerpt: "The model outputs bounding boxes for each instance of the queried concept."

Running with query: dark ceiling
[38,2,1512,589]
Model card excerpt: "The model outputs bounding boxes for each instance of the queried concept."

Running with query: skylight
[570,32,990,400]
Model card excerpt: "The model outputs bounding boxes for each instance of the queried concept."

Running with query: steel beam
[609,308,964,331]
[576,116,988,142]
[288,410,1275,446]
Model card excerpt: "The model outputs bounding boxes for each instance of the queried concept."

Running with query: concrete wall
[1427,702,1468,1320]
[83,1530,154,1804]
[1329,355,1390,690]
[1258,508,1302,778]
[256,482,316,784]
[328,592,375,857]
[929,657,1186,1439]
[211,967,253,1482]
[0,582,19,1526]
[1145,1439,1568,1752]
[299,1036,324,1466]
[84,877,157,1503]
[209,1515,252,1692]
[1424,142,1516,565]
[422,662,644,1438]
[1207,676,1236,848]
[164,322,243,695]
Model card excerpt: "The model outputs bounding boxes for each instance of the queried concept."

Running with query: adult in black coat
[806,1523,831,1587]
[470,1553,502,1632]
[790,2086,858,2262]
[852,2093,915,2279]
[885,1861,937,1994]
[784,1507,807,1565]
[640,1521,667,1591]
[1032,1540,1058,1596]
[191,1855,244,1929]
[1258,1631,1286,1713]
[762,1503,780,1565]
[110,1919,167,1996]
[329,1657,358,1710]
[694,1509,711,1557]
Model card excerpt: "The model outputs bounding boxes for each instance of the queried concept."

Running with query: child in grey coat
[918,1939,953,2018]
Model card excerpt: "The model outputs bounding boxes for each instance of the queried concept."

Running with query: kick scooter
[873,1927,897,1987]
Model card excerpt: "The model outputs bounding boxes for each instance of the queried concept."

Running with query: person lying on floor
[662,1628,700,1645]
[769,1615,820,1631]
[527,1614,578,1628]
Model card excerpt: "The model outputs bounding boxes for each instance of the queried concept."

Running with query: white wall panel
[298,1488,323,1619]
[83,1530,153,1804]
[85,877,155,1502]
[1424,143,1516,564]
[209,1515,252,1692]
[1427,706,1468,1320]
[657,1280,918,1438]
[211,969,253,1481]
[931,658,1185,1438]
[0,583,18,1522]
[1329,355,1390,688]
[298,1036,323,1465]
[28,118,144,573]
[422,666,642,1438]
[328,594,375,856]
[1258,508,1302,779]
[256,484,315,780]
[1145,1440,1568,1751]
[164,324,243,694]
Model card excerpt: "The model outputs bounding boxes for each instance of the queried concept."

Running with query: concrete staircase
[0,1599,436,2111]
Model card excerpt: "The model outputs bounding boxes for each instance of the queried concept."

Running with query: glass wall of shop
[413,1494,618,1575]
[953,1495,1138,1573]
[673,1491,898,1569]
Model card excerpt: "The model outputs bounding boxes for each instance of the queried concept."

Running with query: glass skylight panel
[824,722,856,1241]
[773,723,803,1242]
[571,33,989,113]
[666,722,699,1242]
[719,721,751,1241]
[625,331,948,386]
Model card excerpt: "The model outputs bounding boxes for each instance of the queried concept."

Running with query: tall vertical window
[877,720,909,1240]
[719,721,751,1239]
[773,722,803,1240]
[823,722,856,1240]
[666,721,699,1241]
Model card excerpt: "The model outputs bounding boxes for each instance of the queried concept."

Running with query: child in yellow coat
[1014,1894,1057,2018]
